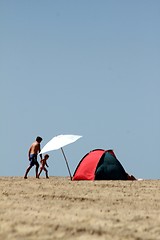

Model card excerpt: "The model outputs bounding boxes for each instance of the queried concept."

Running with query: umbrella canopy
[39,134,82,154]
[39,134,82,180]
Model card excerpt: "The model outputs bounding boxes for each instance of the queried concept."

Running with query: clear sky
[1,1,160,179]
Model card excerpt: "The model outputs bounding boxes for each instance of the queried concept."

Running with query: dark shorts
[29,154,39,167]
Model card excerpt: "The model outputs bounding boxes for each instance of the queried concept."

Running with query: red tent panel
[73,149,105,180]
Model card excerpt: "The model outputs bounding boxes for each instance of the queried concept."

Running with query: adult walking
[24,136,43,179]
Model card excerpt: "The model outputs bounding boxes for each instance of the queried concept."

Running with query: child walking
[38,154,49,178]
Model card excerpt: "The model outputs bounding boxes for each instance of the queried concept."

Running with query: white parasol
[39,134,82,180]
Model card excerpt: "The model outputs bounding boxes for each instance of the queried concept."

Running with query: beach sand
[0,177,160,240]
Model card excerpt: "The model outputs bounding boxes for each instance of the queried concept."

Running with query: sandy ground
[0,177,160,240]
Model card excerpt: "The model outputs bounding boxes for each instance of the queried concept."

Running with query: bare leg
[46,170,49,179]
[35,162,39,178]
[24,166,32,179]
[38,168,43,178]
[44,168,49,178]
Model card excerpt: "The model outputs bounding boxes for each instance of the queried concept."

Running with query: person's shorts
[29,154,39,167]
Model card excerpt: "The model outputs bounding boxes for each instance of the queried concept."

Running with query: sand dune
[0,177,160,240]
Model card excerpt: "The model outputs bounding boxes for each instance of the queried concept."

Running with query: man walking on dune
[24,136,43,179]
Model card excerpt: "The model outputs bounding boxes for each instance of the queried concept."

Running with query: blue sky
[1,1,160,179]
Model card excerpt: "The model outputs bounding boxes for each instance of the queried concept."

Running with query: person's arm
[38,144,42,160]
[46,162,49,167]
[28,147,31,160]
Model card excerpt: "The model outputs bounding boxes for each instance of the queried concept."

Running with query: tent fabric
[95,152,128,180]
[72,149,128,181]
[73,149,105,180]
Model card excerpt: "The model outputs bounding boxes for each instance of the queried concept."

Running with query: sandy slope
[0,177,160,240]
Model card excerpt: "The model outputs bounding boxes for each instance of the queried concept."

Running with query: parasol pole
[61,147,72,181]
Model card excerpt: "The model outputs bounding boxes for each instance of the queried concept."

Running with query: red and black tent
[72,149,128,180]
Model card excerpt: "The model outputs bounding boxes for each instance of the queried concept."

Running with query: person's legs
[24,165,32,179]
[35,161,39,178]
[38,167,43,178]
[24,154,37,179]
[44,167,49,178]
